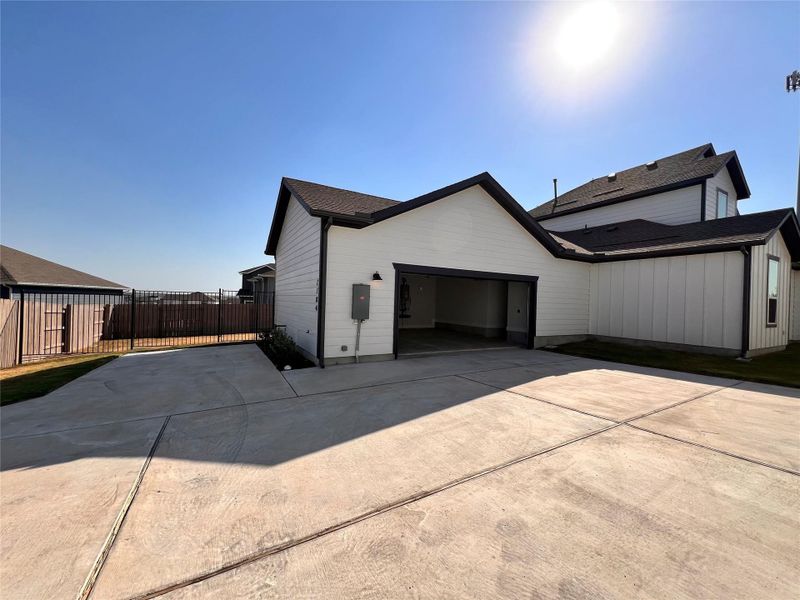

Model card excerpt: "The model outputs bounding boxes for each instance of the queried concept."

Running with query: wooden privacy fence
[0,299,20,369]
[1,289,274,367]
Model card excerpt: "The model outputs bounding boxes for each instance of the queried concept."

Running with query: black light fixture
[372,271,382,281]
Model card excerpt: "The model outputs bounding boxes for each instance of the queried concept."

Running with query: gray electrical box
[351,284,370,320]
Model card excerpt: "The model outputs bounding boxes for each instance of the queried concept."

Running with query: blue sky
[2,1,798,290]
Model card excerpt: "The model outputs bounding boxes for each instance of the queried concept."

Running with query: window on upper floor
[716,189,729,219]
[766,256,779,326]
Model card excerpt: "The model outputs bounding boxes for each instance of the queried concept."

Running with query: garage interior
[396,270,533,356]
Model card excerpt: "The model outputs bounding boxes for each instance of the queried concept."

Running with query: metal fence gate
[8,289,274,364]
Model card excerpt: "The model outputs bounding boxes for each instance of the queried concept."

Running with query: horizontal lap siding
[748,234,791,350]
[589,252,743,350]
[540,185,702,232]
[274,196,320,358]
[324,186,591,360]
[705,167,738,220]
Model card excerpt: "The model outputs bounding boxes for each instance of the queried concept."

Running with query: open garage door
[392,264,537,358]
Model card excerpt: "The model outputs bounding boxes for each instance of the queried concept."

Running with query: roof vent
[646,160,658,170]
[607,173,616,182]
[605,225,619,232]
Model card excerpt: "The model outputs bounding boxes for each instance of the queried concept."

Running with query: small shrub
[259,329,313,370]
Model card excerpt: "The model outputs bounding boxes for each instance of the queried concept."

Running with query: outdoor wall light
[372,271,382,281]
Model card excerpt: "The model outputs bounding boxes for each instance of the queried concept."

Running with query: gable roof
[266,173,567,258]
[530,144,751,220]
[239,263,275,276]
[0,245,126,290]
[551,209,800,261]
[283,178,400,217]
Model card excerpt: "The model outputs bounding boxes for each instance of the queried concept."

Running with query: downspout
[316,217,332,368]
[739,245,751,359]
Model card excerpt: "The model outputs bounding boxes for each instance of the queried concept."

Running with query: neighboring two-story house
[237,263,275,302]
[265,144,799,366]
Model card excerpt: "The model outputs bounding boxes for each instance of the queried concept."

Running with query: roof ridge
[282,177,398,204]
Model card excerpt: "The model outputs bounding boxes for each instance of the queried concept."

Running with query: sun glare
[556,2,621,70]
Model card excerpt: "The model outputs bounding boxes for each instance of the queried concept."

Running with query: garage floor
[397,327,516,355]
[1,344,798,599]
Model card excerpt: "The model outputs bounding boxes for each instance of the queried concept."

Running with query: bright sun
[556,1,621,70]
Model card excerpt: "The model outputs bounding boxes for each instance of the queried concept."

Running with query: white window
[766,256,779,326]
[716,189,729,219]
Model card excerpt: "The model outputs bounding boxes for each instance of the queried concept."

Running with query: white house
[265,144,800,366]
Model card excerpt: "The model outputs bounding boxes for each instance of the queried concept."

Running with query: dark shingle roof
[239,263,275,276]
[530,144,749,219]
[551,209,798,258]
[283,178,400,217]
[0,245,126,289]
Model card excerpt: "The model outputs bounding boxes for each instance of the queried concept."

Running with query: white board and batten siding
[589,252,743,351]
[748,234,792,351]
[324,185,591,361]
[704,166,738,220]
[539,185,703,232]
[274,196,320,359]
[790,269,800,342]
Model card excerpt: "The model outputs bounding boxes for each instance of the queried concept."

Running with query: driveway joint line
[1,356,582,441]
[129,422,623,600]
[280,371,300,397]
[77,415,172,600]
[625,422,800,476]
[455,374,617,423]
[459,374,745,425]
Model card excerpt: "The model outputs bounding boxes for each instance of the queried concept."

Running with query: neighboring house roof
[159,291,215,303]
[0,245,127,290]
[239,263,275,276]
[530,144,751,220]
[266,173,568,259]
[551,209,800,261]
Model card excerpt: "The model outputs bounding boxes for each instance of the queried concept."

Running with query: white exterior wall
[704,166,738,220]
[589,252,743,350]
[274,196,320,358]
[790,269,800,342]
[324,185,591,361]
[539,185,702,232]
[748,234,792,351]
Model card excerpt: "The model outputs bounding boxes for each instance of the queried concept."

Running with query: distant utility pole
[788,70,800,213]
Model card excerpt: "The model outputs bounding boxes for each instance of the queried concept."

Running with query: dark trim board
[740,246,751,358]
[316,218,332,367]
[391,263,540,358]
[700,180,707,222]
[536,179,708,222]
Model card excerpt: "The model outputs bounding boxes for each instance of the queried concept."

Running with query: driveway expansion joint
[123,421,622,600]
[79,416,172,600]
[625,423,800,477]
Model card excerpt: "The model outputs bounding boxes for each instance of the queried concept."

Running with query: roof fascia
[535,178,707,222]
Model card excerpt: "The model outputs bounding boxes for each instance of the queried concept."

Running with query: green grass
[548,340,800,388]
[0,354,118,406]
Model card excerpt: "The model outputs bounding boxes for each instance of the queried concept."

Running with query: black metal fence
[10,288,274,364]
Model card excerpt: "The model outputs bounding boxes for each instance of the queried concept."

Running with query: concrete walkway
[1,344,798,599]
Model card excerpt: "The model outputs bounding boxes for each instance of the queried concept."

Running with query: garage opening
[392,264,537,358]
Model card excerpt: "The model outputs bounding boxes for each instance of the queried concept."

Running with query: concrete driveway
[1,344,798,599]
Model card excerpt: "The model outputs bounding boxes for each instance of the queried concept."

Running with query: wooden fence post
[17,290,24,364]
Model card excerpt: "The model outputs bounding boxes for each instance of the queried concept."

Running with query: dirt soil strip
[77,416,172,600]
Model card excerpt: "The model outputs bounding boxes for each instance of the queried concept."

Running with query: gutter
[739,245,752,359]
[316,217,333,368]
